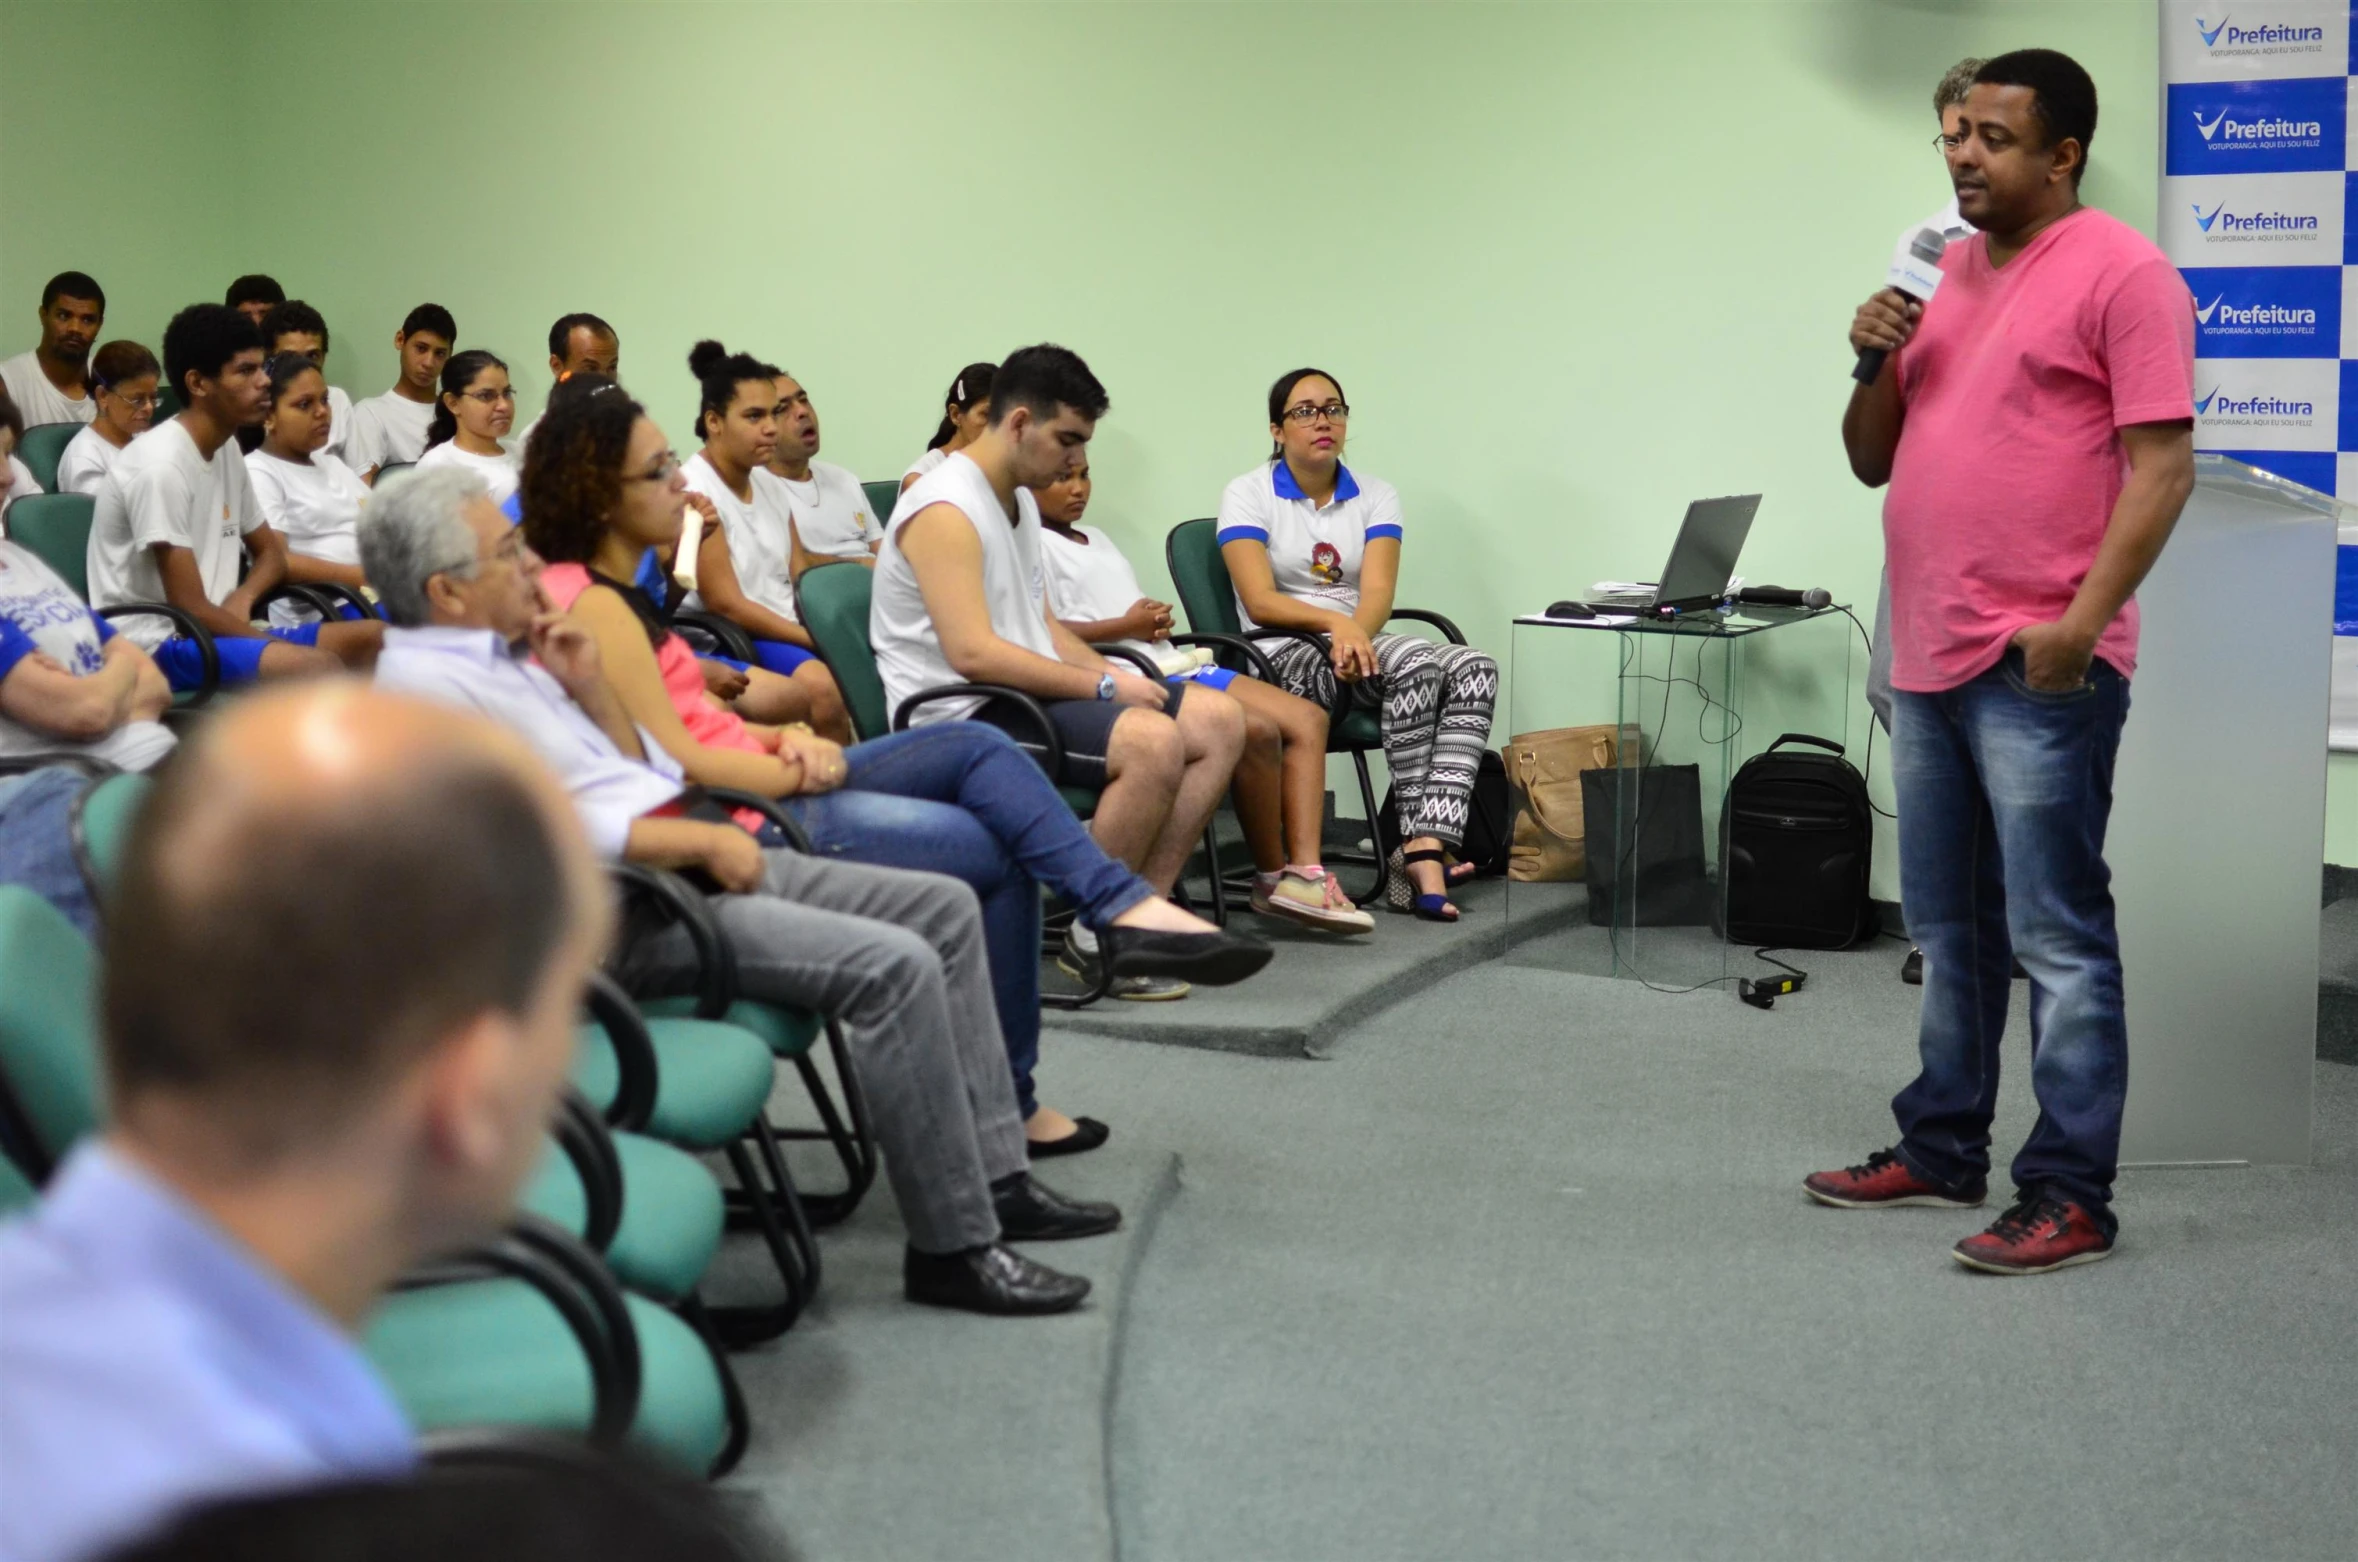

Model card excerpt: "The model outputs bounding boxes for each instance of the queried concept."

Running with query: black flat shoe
[994,1172,1121,1240]
[1099,923,1272,986]
[1900,947,1923,986]
[1028,1116,1111,1159]
[905,1243,1090,1315]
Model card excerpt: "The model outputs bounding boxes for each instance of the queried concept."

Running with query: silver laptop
[1595,494,1762,613]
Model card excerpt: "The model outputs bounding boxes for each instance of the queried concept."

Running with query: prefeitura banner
[2159,1,2358,745]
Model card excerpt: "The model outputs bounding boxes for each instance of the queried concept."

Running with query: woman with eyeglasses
[244,352,373,611]
[1217,367,1498,922]
[522,386,1265,1154]
[415,349,519,505]
[54,341,161,496]
[898,361,995,494]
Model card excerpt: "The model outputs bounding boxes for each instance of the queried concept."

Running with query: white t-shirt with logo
[54,424,128,497]
[772,459,881,562]
[247,449,370,567]
[0,352,94,426]
[88,419,263,648]
[414,440,519,508]
[1214,461,1404,632]
[0,541,175,770]
[873,451,1057,724]
[680,453,798,622]
[343,391,435,475]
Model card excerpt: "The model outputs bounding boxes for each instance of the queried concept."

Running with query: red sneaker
[1803,1148,1986,1210]
[1952,1194,2114,1275]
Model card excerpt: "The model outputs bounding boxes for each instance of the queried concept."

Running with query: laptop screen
[1655,494,1762,607]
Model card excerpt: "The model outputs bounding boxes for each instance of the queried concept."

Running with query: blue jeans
[782,722,1156,1118]
[1889,648,2132,1231]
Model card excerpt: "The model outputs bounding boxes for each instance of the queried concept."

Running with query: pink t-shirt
[1884,207,2194,692]
[539,562,767,758]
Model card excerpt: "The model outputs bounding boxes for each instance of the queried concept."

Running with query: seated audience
[899,361,994,492]
[260,300,351,459]
[874,344,1250,995]
[223,273,285,329]
[1038,459,1366,934]
[1,271,104,427]
[56,342,162,496]
[770,366,884,570]
[364,466,1117,1307]
[343,303,455,481]
[87,305,378,688]
[0,538,174,771]
[0,684,610,1562]
[415,350,519,506]
[518,388,1268,1144]
[244,353,373,610]
[1219,368,1499,920]
[514,310,620,452]
[0,389,40,529]
[677,340,850,737]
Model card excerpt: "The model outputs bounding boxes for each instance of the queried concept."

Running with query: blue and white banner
[2159,1,2358,746]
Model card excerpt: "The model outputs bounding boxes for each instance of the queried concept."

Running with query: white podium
[2111,456,2334,1165]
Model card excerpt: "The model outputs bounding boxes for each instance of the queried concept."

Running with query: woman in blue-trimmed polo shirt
[1216,368,1498,921]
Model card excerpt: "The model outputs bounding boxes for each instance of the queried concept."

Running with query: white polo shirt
[88,420,263,648]
[53,425,128,497]
[773,459,881,562]
[1214,460,1403,631]
[0,352,94,426]
[342,391,435,475]
[414,440,518,508]
[680,453,797,621]
[872,451,1056,725]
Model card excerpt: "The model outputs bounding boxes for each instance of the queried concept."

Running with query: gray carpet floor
[726,925,2358,1562]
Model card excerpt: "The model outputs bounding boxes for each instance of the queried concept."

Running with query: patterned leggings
[1265,632,1499,849]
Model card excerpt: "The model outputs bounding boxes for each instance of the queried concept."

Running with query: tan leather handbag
[1504,724,1631,882]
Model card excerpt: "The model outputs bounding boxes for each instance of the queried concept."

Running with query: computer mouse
[1545,600,1596,619]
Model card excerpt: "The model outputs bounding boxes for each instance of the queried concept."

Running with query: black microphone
[1852,227,1949,385]
[1734,585,1832,610]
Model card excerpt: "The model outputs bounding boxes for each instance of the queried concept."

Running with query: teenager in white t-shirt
[0,272,105,428]
[414,350,520,507]
[1037,460,1368,935]
[261,301,355,461]
[0,540,175,771]
[898,361,996,493]
[343,303,454,481]
[88,305,379,688]
[1217,368,1497,922]
[676,340,849,740]
[247,354,374,619]
[54,341,163,497]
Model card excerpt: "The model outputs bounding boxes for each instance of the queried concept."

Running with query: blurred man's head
[102,684,608,1261]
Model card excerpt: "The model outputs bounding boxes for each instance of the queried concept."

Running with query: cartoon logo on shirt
[1309,542,1343,585]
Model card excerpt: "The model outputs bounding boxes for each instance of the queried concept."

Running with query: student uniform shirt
[342,391,435,475]
[246,449,370,567]
[87,419,264,649]
[0,541,175,770]
[680,453,798,621]
[872,451,1057,724]
[54,424,128,496]
[1214,460,1403,632]
[0,352,95,426]
[413,440,519,508]
[773,459,882,561]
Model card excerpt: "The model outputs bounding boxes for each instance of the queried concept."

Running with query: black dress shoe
[1029,1115,1111,1159]
[1901,947,1923,986]
[905,1243,1090,1315]
[1099,923,1272,986]
[994,1172,1121,1240]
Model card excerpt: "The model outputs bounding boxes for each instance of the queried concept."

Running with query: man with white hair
[361,466,1108,1315]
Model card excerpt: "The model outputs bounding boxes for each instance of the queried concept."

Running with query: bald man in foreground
[0,685,612,1562]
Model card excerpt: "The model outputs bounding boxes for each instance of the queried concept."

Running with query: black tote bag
[1579,764,1712,927]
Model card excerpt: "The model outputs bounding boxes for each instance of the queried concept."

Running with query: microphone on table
[1852,226,1948,385]
[1733,585,1832,610]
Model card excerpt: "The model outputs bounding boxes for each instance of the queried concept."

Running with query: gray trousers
[616,849,1027,1254]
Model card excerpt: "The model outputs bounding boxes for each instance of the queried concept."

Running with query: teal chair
[17,424,79,492]
[69,771,150,907]
[861,478,902,523]
[0,885,737,1476]
[1165,516,1469,906]
[3,494,222,704]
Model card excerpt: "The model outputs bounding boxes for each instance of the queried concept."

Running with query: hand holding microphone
[1850,227,1949,385]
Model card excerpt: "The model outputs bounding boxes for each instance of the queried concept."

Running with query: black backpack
[1719,733,1874,949]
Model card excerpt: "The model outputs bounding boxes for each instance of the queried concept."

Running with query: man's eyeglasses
[1281,402,1350,425]
[626,451,682,485]
[1933,132,1966,152]
[460,387,517,405]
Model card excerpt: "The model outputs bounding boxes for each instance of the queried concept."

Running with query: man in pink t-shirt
[1803,49,2195,1277]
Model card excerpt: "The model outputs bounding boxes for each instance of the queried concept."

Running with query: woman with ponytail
[414,348,518,505]
[898,361,995,493]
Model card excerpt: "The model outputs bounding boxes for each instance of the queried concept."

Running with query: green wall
[9,0,2347,872]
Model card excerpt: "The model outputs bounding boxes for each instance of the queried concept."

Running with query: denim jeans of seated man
[1888,647,2132,1232]
[775,721,1157,1120]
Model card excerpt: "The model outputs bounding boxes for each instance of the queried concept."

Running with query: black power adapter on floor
[1739,950,1810,1009]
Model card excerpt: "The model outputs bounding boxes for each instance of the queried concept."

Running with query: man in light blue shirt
[0,682,613,1562]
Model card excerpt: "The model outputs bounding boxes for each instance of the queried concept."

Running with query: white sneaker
[1250,867,1374,934]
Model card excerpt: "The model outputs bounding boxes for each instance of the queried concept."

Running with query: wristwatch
[1096,673,1117,701]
